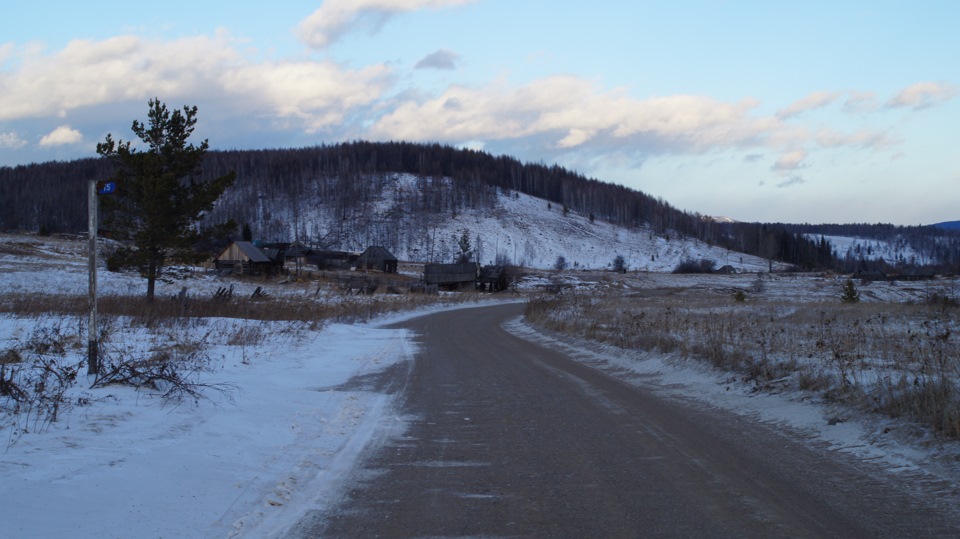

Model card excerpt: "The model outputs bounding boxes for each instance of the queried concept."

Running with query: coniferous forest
[2,141,958,273]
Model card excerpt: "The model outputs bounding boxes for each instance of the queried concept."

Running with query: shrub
[612,255,626,273]
[673,258,716,274]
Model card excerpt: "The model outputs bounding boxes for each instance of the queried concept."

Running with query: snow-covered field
[3,232,960,537]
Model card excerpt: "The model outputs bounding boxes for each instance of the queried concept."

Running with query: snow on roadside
[0,315,417,538]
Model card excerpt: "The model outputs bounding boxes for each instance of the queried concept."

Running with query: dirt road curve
[287,303,960,538]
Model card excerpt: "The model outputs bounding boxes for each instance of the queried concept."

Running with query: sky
[1,1,957,225]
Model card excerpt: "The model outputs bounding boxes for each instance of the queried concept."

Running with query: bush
[673,258,716,274]
[105,247,136,273]
[612,255,626,273]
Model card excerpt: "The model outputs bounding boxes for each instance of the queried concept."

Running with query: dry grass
[0,285,487,327]
[526,286,960,438]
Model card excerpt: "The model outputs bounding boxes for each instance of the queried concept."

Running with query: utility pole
[87,179,99,375]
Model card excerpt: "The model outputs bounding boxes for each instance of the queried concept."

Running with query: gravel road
[287,303,960,538]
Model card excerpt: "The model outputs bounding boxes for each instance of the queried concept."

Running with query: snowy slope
[246,173,773,272]
[810,234,931,265]
[409,186,770,271]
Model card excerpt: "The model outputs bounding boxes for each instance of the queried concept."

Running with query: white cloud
[0,43,13,65]
[780,84,959,117]
[0,34,392,135]
[415,49,461,70]
[815,128,893,150]
[886,81,958,110]
[776,91,841,119]
[777,175,806,188]
[39,125,83,147]
[0,131,27,149]
[368,76,793,156]
[0,35,241,121]
[843,91,878,113]
[772,150,807,171]
[297,0,477,49]
[221,60,392,133]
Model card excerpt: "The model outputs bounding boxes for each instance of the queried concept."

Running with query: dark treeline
[2,141,956,271]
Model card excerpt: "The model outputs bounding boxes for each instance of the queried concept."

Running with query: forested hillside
[2,141,957,272]
[782,223,960,274]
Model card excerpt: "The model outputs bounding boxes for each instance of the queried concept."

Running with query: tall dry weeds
[526,289,960,438]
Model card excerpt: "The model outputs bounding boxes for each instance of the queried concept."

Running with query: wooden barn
[424,262,479,288]
[215,241,274,275]
[478,265,510,292]
[357,246,398,273]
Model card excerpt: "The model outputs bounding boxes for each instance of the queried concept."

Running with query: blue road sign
[97,181,117,195]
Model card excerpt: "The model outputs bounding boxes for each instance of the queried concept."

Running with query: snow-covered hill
[246,173,772,272]
[809,234,932,265]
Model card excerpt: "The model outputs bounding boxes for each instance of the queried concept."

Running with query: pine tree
[554,255,568,271]
[96,99,236,302]
[612,254,626,273]
[840,279,861,303]
[455,229,473,263]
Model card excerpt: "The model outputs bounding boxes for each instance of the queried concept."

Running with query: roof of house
[226,241,272,263]
[358,246,398,262]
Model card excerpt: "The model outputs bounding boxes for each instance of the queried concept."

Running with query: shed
[478,265,510,292]
[215,241,273,275]
[357,246,398,273]
[424,262,478,288]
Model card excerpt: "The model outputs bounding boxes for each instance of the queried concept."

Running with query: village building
[214,241,275,275]
[357,246,398,273]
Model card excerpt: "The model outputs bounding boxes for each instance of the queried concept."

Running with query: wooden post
[87,180,99,375]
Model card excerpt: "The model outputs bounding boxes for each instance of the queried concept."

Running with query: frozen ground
[2,232,960,537]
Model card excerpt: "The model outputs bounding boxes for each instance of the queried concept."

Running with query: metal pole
[87,180,98,375]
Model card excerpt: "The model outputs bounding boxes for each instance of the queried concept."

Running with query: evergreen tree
[612,254,626,273]
[96,99,236,302]
[840,279,861,303]
[554,255,568,271]
[455,229,473,263]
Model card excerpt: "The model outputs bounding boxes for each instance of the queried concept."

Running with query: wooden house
[357,246,398,273]
[215,241,274,275]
